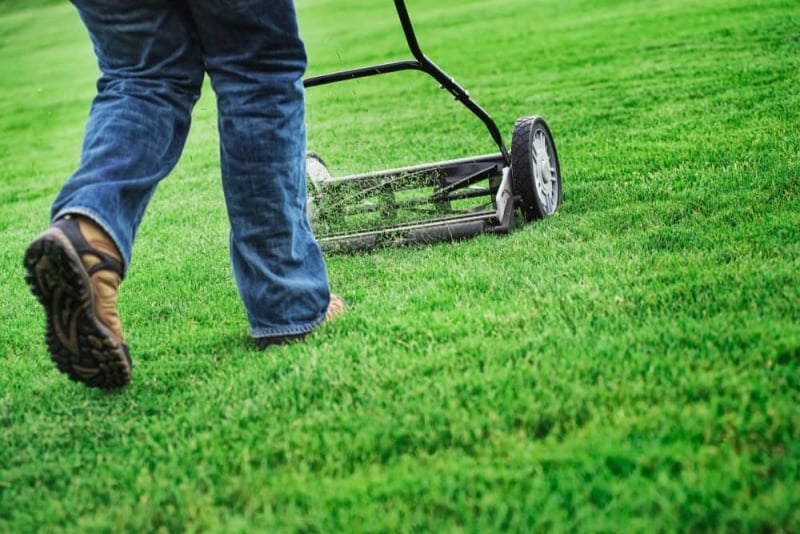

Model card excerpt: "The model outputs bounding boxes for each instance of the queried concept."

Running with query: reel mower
[303,0,562,253]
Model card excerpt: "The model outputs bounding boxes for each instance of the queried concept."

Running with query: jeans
[54,0,331,339]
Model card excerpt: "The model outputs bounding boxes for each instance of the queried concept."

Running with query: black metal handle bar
[303,0,511,165]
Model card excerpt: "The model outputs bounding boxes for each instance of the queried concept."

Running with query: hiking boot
[23,215,131,389]
[254,293,346,349]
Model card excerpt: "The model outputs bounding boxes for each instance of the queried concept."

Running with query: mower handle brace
[303,0,511,165]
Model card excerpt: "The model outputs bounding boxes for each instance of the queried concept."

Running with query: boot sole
[24,228,131,389]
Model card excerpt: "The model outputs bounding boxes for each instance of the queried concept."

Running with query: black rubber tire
[510,116,562,221]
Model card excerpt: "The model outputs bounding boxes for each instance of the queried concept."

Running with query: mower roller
[303,0,562,253]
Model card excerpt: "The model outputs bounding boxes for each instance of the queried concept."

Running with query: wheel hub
[531,131,556,212]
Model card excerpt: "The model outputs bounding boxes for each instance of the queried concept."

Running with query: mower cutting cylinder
[306,153,515,253]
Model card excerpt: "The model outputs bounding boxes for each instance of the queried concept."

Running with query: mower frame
[303,0,560,252]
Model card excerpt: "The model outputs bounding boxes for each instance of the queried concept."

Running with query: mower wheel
[306,152,331,189]
[510,116,562,221]
[306,152,332,228]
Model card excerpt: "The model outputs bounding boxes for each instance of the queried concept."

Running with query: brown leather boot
[24,215,131,389]
[254,293,346,349]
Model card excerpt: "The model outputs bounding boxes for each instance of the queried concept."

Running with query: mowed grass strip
[0,0,798,531]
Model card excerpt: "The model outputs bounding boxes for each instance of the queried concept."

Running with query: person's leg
[25,0,204,388]
[185,0,334,341]
[53,0,205,270]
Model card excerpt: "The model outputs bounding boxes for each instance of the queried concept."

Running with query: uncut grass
[1,0,799,532]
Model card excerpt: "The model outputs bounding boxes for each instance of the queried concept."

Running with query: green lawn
[1,0,798,531]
